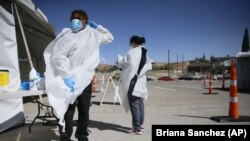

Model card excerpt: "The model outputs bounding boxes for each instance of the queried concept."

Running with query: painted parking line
[149,86,176,91]
[167,84,203,90]
[166,88,176,91]
[153,86,164,90]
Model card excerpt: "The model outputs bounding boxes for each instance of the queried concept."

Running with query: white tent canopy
[1,0,55,80]
[0,0,55,132]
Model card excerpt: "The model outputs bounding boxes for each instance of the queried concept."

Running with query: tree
[109,65,119,72]
[241,28,250,52]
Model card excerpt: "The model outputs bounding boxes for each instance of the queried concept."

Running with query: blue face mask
[71,19,84,32]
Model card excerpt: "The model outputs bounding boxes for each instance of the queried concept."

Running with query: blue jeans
[127,76,144,131]
[128,95,144,131]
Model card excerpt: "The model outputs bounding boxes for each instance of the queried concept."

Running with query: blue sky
[34,0,250,65]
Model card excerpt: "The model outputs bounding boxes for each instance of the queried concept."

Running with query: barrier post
[222,73,225,89]
[228,61,239,119]
[209,73,213,94]
[203,76,206,87]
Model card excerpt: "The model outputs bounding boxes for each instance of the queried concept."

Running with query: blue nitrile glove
[64,77,74,92]
[20,81,30,90]
[89,21,98,29]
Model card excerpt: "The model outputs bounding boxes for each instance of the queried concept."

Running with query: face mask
[71,19,84,32]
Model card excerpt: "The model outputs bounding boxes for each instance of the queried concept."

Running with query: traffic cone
[210,62,250,122]
[228,61,239,119]
[203,73,218,95]
[92,74,97,92]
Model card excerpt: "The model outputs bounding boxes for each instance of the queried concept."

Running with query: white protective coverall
[44,25,113,127]
[117,46,153,113]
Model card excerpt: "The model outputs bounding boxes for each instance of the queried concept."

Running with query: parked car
[178,75,194,80]
[224,74,230,79]
[158,76,175,81]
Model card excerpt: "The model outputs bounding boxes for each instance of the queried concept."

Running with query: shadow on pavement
[91,101,121,106]
[176,115,211,119]
[213,87,250,94]
[0,118,130,141]
[0,123,59,141]
[75,120,130,133]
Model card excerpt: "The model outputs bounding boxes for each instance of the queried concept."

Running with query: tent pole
[13,2,34,69]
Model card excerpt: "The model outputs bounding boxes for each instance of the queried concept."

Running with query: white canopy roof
[236,52,250,58]
[1,0,55,59]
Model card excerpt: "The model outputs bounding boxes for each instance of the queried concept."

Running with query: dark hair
[130,35,145,45]
[70,9,89,23]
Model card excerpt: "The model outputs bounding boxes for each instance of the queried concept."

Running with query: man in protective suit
[44,9,114,141]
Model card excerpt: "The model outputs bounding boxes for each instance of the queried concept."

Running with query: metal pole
[168,49,170,76]
[222,73,225,89]
[177,52,179,74]
[14,2,34,69]
[182,54,184,74]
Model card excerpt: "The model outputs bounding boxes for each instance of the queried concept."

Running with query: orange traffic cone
[228,60,239,119]
[210,60,250,122]
[92,74,97,92]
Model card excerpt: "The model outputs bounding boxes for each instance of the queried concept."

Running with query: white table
[0,90,46,100]
[0,90,56,133]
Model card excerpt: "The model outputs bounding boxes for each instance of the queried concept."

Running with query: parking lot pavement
[0,80,249,141]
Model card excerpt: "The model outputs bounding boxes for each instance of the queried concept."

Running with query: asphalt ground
[0,79,250,141]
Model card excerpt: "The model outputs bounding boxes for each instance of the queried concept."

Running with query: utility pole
[177,53,179,74]
[168,49,170,76]
[182,54,184,74]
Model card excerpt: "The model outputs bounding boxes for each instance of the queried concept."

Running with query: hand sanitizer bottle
[29,68,38,90]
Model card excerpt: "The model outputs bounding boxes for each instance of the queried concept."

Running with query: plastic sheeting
[0,0,55,133]
[0,6,20,91]
[0,5,24,133]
